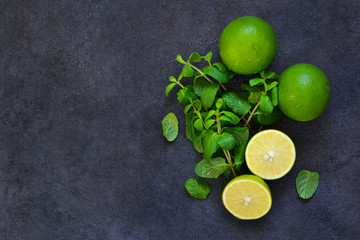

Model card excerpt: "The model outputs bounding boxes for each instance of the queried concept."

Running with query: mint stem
[244,100,260,127]
[189,63,227,91]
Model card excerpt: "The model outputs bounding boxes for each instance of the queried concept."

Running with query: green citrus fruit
[278,63,330,121]
[219,16,277,75]
[222,174,272,220]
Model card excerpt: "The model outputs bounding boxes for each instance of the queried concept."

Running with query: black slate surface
[1,0,360,239]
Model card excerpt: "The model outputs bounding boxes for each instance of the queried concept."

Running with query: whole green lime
[278,63,330,121]
[219,16,277,75]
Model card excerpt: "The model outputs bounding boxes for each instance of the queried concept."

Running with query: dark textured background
[0,0,359,239]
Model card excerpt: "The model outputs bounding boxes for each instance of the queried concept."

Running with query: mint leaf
[218,132,236,150]
[248,91,263,104]
[177,86,196,105]
[186,112,197,141]
[259,95,274,113]
[263,71,277,79]
[203,66,235,84]
[267,81,278,91]
[185,178,210,199]
[202,130,219,160]
[212,62,227,72]
[241,83,261,93]
[175,54,186,64]
[161,112,178,142]
[249,78,265,87]
[194,77,210,97]
[195,157,229,178]
[201,84,220,108]
[205,110,216,121]
[223,127,249,146]
[202,52,212,65]
[222,111,240,125]
[254,107,282,125]
[215,98,224,109]
[194,118,204,131]
[270,86,278,106]
[165,83,177,97]
[169,76,177,83]
[188,52,201,63]
[296,170,320,199]
[193,138,204,153]
[184,103,192,114]
[182,62,195,77]
[222,92,251,116]
[205,119,215,129]
[234,144,246,172]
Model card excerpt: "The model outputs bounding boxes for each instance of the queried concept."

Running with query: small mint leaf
[201,84,220,108]
[203,130,219,160]
[165,83,177,97]
[234,144,246,172]
[188,52,202,63]
[194,119,204,131]
[296,170,320,199]
[213,62,227,72]
[216,98,224,109]
[169,76,177,83]
[263,71,277,79]
[184,103,193,114]
[202,52,213,65]
[270,86,278,106]
[175,54,186,64]
[241,83,261,93]
[185,178,210,199]
[267,81,278,91]
[222,111,240,125]
[177,86,196,105]
[194,77,210,97]
[182,62,195,77]
[249,78,265,87]
[205,119,215,129]
[218,132,236,150]
[222,92,251,115]
[259,95,274,113]
[248,91,263,104]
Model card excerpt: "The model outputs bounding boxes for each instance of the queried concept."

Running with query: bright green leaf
[182,62,195,77]
[165,83,177,97]
[267,81,278,91]
[205,119,215,129]
[177,86,196,105]
[222,111,240,125]
[185,178,210,199]
[259,95,274,113]
[161,112,178,142]
[202,52,213,65]
[184,103,192,114]
[194,118,204,131]
[241,83,261,93]
[271,86,278,106]
[202,130,219,160]
[186,112,197,141]
[195,158,229,178]
[254,107,282,125]
[175,54,186,64]
[222,92,252,115]
[263,71,277,79]
[249,78,265,87]
[213,62,227,72]
[194,77,210,97]
[188,52,202,62]
[203,66,235,84]
[169,76,177,83]
[216,98,224,109]
[193,138,204,153]
[218,133,236,150]
[296,170,320,199]
[223,127,249,146]
[220,115,233,124]
[205,110,216,121]
[201,84,220,108]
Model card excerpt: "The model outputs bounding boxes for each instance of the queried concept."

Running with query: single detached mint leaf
[249,78,265,87]
[202,130,219,160]
[254,107,282,125]
[296,170,320,199]
[267,81,278,91]
[188,52,202,63]
[165,83,177,97]
[222,111,240,125]
[218,132,236,150]
[182,62,195,77]
[175,54,186,64]
[195,157,229,178]
[161,112,178,142]
[185,178,210,199]
[259,95,274,113]
[194,77,210,97]
[222,92,251,115]
[202,52,213,65]
[201,84,220,108]
[177,86,196,105]
[271,86,278,106]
